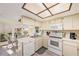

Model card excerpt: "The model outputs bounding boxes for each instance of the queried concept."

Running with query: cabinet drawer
[63,43,77,56]
[63,41,77,47]
[63,41,77,56]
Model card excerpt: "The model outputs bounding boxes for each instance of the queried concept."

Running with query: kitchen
[0,3,79,56]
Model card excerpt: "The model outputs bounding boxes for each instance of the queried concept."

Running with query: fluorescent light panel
[44,3,58,8]
[38,10,51,18]
[49,3,71,14]
[24,3,46,14]
[22,3,72,19]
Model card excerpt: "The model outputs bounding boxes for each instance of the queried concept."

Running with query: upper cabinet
[49,18,63,30]
[34,21,41,27]
[63,14,79,30]
[55,18,63,24]
[34,21,42,30]
[21,16,42,29]
[42,18,63,30]
[42,21,50,30]
[72,14,79,30]
[22,17,35,26]
[63,16,73,30]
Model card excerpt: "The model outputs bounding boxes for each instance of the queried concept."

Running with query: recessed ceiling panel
[23,3,46,14]
[49,3,71,15]
[44,3,58,8]
[22,3,72,19]
[38,10,51,18]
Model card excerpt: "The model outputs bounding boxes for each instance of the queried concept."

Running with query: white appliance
[49,23,63,30]
[18,37,35,56]
[49,31,63,38]
[48,32,63,55]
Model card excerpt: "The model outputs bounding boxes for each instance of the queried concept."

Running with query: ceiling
[0,3,79,23]
[22,3,72,19]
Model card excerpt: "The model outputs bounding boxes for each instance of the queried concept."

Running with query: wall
[42,13,79,30]
[21,16,42,36]
[0,16,42,36]
[42,13,79,40]
[42,18,63,30]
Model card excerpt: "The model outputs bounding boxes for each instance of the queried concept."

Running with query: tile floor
[0,46,58,56]
[32,47,58,56]
[33,50,58,56]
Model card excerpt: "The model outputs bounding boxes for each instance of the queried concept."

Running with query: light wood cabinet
[63,14,79,30]
[35,37,42,51]
[63,17,73,30]
[34,21,42,27]
[42,22,49,30]
[72,15,79,30]
[43,36,49,48]
[55,18,63,24]
[63,40,77,56]
[22,17,34,26]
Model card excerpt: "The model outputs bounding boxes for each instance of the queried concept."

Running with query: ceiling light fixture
[22,3,72,19]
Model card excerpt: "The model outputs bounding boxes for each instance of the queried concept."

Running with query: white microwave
[49,23,63,30]
[49,32,63,38]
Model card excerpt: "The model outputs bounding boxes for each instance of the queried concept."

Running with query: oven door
[48,38,62,50]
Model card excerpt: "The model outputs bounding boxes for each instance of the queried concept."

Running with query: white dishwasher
[18,37,35,56]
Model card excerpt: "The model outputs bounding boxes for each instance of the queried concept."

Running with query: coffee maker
[70,32,77,40]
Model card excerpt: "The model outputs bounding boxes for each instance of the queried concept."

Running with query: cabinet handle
[22,42,24,56]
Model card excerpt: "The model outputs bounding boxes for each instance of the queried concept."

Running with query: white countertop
[17,37,35,43]
[0,41,8,47]
[62,38,79,43]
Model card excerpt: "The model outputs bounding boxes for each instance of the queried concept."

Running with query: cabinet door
[63,41,77,56]
[73,15,79,30]
[38,38,42,48]
[35,38,42,51]
[42,21,50,30]
[49,20,55,30]
[23,42,35,56]
[43,36,49,48]
[63,17,73,30]
[55,18,63,24]
[43,39,48,48]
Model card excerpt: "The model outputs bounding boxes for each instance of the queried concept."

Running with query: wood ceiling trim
[37,3,59,14]
[42,3,53,16]
[69,3,72,10]
[47,3,59,9]
[43,3,72,19]
[22,3,44,19]
[22,3,72,19]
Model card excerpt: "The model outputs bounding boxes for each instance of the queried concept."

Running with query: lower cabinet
[23,42,35,56]
[43,36,49,48]
[18,38,35,56]
[63,40,77,56]
[35,37,42,51]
